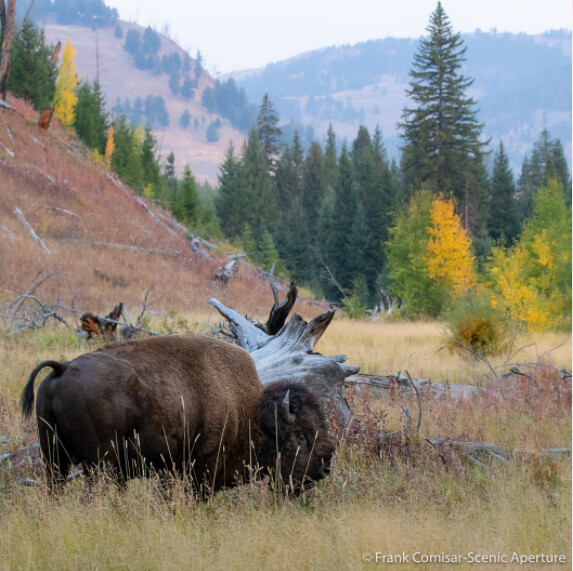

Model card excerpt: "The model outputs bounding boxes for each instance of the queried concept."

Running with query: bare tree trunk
[0,0,16,101]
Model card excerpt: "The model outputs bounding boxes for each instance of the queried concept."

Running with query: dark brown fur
[21,335,334,492]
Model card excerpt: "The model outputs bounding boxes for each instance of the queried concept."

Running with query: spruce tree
[256,93,281,169]
[215,142,247,239]
[274,143,302,215]
[8,20,56,111]
[398,2,488,235]
[323,124,338,192]
[179,164,201,226]
[241,127,275,241]
[488,142,518,245]
[517,129,571,223]
[74,81,108,154]
[322,143,356,299]
[302,141,324,244]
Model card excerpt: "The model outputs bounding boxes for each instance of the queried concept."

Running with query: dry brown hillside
[42,22,246,184]
[0,98,308,327]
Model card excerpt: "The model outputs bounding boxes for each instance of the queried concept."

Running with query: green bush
[443,289,510,357]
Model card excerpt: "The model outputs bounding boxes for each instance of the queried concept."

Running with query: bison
[21,335,335,493]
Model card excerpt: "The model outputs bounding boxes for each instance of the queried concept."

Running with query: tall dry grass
[0,318,570,569]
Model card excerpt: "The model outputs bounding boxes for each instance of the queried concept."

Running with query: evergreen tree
[181,77,194,100]
[323,124,338,192]
[123,29,140,54]
[398,2,488,235]
[488,142,518,245]
[241,127,275,240]
[302,141,324,245]
[517,130,571,223]
[74,81,107,154]
[322,143,356,299]
[256,93,282,168]
[179,164,201,226]
[215,142,246,239]
[352,126,381,295]
[8,20,56,111]
[256,228,281,271]
[179,109,191,128]
[140,127,161,194]
[274,142,302,215]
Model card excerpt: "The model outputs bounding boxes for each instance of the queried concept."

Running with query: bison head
[255,381,335,491]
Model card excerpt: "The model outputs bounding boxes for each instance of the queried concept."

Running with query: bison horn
[281,389,297,424]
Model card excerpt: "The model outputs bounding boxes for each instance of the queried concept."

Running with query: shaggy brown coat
[21,335,334,492]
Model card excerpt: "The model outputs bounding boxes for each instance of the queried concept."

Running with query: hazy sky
[105,0,572,74]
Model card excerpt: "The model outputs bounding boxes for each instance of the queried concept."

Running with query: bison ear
[280,389,297,425]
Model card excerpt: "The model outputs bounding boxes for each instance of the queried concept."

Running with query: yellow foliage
[105,126,115,166]
[92,149,106,167]
[143,183,155,198]
[489,246,560,331]
[424,197,476,297]
[52,39,79,128]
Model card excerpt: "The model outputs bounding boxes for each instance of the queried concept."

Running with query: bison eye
[297,432,306,446]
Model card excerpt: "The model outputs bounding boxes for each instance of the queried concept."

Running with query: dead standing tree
[0,0,16,101]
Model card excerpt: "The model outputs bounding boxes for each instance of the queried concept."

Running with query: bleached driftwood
[345,372,482,399]
[0,223,14,244]
[426,438,572,470]
[14,207,50,254]
[208,290,358,422]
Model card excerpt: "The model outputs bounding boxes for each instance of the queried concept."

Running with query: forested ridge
[1,1,570,336]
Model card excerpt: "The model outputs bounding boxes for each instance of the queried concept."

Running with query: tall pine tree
[8,19,56,111]
[488,142,518,246]
[398,2,488,237]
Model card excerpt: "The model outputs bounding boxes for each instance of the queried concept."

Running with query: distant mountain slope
[230,30,572,170]
[42,21,246,184]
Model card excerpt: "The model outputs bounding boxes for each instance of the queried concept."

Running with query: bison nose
[323,464,331,475]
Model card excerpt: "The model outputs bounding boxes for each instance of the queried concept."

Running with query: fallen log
[426,438,572,471]
[345,372,482,399]
[80,302,124,340]
[14,207,50,254]
[208,282,358,423]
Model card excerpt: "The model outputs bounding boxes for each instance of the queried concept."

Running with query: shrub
[443,289,510,357]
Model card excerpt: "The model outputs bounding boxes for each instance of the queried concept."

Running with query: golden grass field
[0,317,570,570]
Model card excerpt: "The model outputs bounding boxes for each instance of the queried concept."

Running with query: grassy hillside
[0,98,311,326]
[42,22,246,184]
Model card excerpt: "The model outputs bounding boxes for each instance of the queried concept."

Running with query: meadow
[0,316,571,570]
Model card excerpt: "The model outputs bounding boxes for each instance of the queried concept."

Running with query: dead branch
[2,267,56,332]
[0,223,14,244]
[376,371,422,453]
[426,438,571,471]
[345,372,482,399]
[90,240,181,257]
[256,263,298,335]
[14,207,50,254]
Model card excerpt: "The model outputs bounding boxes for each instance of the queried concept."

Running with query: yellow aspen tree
[425,197,476,297]
[105,125,115,166]
[53,39,79,128]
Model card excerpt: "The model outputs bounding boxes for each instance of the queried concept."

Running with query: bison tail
[21,360,68,418]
